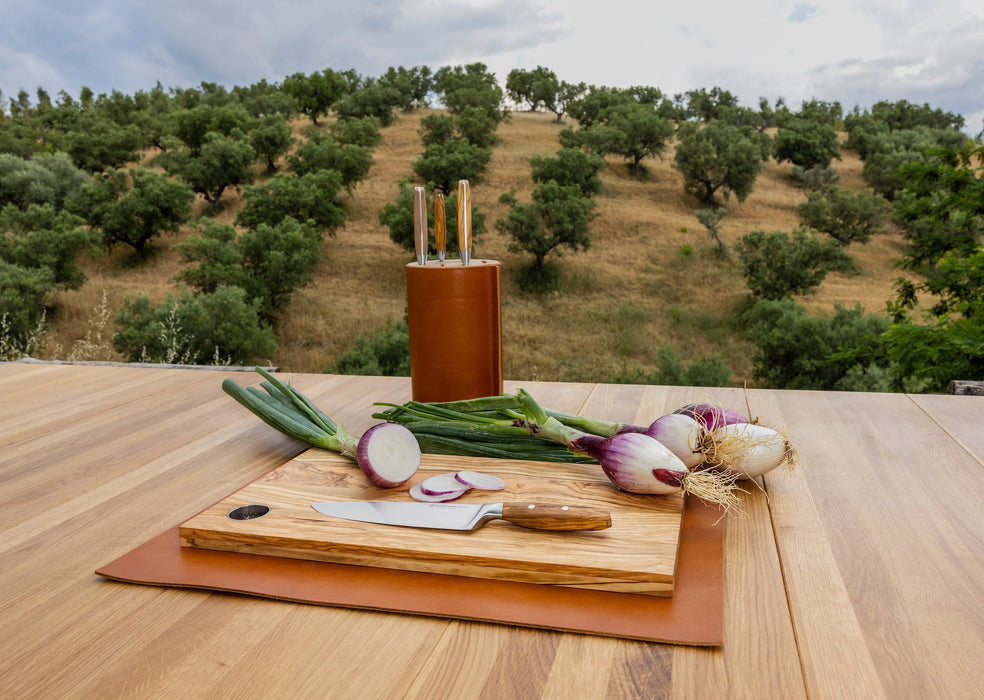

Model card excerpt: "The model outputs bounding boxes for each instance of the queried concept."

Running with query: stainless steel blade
[311,500,502,531]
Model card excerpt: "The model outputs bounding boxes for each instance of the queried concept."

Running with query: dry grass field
[40,109,910,385]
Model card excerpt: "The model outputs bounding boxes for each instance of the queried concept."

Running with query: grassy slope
[43,109,909,384]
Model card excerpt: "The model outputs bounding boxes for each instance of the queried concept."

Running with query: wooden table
[1,362,982,698]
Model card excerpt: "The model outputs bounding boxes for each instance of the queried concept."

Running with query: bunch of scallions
[373,389,793,513]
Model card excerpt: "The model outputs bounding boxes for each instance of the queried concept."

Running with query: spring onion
[223,368,420,487]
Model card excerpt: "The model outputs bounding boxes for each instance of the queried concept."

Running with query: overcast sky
[2,0,983,132]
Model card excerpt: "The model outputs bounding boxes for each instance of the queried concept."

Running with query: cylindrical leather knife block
[406,260,503,403]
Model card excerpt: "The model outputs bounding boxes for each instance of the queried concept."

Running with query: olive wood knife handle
[434,192,446,258]
[500,503,612,531]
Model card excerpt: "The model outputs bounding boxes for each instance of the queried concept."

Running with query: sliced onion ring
[409,482,470,502]
[454,470,506,491]
[419,473,471,496]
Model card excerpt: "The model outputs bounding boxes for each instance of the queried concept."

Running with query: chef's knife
[311,500,612,532]
[456,179,471,266]
[413,185,427,265]
[434,191,446,262]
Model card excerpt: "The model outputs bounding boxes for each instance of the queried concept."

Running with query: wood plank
[909,393,984,467]
[768,390,984,698]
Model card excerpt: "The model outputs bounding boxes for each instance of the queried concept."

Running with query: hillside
[41,109,910,384]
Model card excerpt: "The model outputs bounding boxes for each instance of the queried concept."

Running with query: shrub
[0,152,89,210]
[610,346,733,387]
[798,186,890,246]
[735,228,854,299]
[741,298,890,390]
[331,319,411,376]
[113,285,276,365]
[0,259,55,351]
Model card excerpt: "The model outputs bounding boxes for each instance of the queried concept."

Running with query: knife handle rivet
[527,504,535,509]
[562,506,569,510]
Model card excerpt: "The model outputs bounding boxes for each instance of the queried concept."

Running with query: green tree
[176,217,324,319]
[169,103,251,153]
[412,139,492,193]
[281,69,351,125]
[69,167,194,258]
[0,203,98,289]
[530,147,606,196]
[496,181,596,287]
[377,65,433,113]
[505,66,560,112]
[773,116,841,170]
[236,170,346,234]
[735,228,853,299]
[157,130,256,210]
[680,86,740,123]
[610,346,733,387]
[59,111,145,172]
[673,120,767,205]
[249,114,294,173]
[231,79,297,119]
[434,63,504,120]
[332,80,401,127]
[113,285,277,364]
[891,143,984,270]
[330,116,382,148]
[798,186,890,245]
[0,152,89,210]
[378,181,486,255]
[287,126,374,190]
[862,127,966,198]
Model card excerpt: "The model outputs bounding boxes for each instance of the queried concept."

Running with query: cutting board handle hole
[227,504,271,521]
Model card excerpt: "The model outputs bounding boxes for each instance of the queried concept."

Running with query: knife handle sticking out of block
[434,191,446,262]
[413,185,427,265]
[501,503,612,531]
[456,179,471,265]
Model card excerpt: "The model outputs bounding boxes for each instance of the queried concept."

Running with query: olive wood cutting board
[179,450,685,596]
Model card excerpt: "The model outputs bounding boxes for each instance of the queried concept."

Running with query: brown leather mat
[97,494,724,645]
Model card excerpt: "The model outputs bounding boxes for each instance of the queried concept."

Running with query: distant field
[42,109,910,385]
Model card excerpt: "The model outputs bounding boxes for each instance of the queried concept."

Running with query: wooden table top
[1,362,982,699]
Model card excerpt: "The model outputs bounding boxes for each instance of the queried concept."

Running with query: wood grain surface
[2,362,984,698]
[179,452,684,594]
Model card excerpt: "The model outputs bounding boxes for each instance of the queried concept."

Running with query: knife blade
[434,191,446,262]
[311,500,612,532]
[413,185,427,265]
[456,179,471,266]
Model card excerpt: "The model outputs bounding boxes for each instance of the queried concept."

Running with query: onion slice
[356,423,421,488]
[409,482,470,502]
[419,473,471,496]
[454,470,506,491]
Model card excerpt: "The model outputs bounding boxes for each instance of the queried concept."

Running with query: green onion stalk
[375,389,741,512]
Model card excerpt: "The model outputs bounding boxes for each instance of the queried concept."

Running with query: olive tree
[673,120,768,205]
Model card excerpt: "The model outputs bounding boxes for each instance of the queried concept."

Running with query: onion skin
[673,403,748,432]
[703,422,791,479]
[356,423,421,488]
[646,414,703,469]
[572,432,689,495]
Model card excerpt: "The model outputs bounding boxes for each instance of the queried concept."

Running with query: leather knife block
[405,260,503,402]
